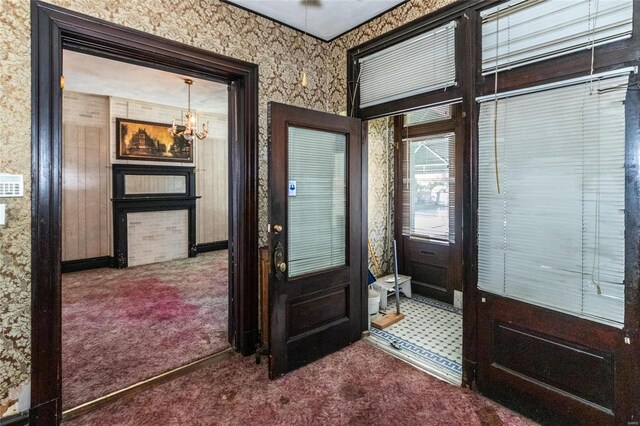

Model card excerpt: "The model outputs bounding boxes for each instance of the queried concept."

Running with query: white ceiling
[225,0,406,41]
[63,50,229,115]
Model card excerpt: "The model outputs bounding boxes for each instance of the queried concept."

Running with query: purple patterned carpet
[62,250,229,409]
[66,340,535,426]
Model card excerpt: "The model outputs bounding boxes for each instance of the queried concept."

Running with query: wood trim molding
[196,241,229,253]
[61,256,113,273]
[61,349,234,422]
[30,2,259,424]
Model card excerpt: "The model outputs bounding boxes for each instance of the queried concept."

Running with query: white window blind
[481,0,633,74]
[404,104,452,126]
[359,21,456,108]
[288,126,347,278]
[478,74,628,327]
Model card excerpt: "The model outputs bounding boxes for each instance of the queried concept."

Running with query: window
[401,131,455,243]
[481,0,633,74]
[477,72,629,326]
[404,104,451,126]
[287,126,347,277]
[359,21,457,108]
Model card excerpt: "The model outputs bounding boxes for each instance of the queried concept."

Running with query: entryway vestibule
[31,2,258,423]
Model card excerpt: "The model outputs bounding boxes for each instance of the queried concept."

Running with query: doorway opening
[31,3,258,423]
[364,102,464,385]
[59,49,233,414]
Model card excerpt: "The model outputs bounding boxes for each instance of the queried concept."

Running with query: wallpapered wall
[367,118,395,277]
[0,0,453,416]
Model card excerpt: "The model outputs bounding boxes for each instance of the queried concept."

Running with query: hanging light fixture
[168,78,208,140]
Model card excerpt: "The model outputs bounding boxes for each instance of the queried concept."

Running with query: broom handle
[393,239,400,315]
[368,239,382,277]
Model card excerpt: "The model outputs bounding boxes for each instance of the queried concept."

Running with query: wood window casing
[394,104,464,304]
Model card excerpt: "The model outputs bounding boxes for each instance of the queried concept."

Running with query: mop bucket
[368,288,380,318]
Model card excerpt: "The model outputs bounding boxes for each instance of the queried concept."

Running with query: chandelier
[168,78,208,141]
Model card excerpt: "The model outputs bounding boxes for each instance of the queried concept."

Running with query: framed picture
[116,118,193,163]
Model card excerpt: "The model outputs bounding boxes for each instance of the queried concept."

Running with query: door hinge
[60,75,65,90]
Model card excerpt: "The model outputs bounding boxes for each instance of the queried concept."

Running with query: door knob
[273,224,283,233]
[277,262,287,273]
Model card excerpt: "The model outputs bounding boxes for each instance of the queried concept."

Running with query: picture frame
[115,118,193,163]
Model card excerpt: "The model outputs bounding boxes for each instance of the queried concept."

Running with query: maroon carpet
[62,250,229,409]
[66,341,535,426]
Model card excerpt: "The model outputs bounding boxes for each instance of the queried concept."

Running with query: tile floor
[368,294,463,385]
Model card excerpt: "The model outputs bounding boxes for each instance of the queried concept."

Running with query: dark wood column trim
[30,2,259,424]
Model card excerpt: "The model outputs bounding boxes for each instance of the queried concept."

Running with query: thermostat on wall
[0,174,24,197]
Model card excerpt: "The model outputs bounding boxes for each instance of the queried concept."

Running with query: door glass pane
[402,132,455,242]
[288,126,347,277]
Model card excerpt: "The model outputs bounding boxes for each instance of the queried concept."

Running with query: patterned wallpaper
[331,0,457,278]
[367,118,395,277]
[0,0,453,416]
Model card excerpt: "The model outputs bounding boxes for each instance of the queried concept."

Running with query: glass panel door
[287,126,347,277]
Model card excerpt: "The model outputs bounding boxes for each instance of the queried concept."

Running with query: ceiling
[63,50,229,115]
[224,0,406,41]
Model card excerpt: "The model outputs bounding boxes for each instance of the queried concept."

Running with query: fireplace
[112,164,197,268]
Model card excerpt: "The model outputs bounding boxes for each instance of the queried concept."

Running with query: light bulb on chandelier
[168,78,208,141]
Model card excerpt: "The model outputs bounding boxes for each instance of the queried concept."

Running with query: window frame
[394,103,464,254]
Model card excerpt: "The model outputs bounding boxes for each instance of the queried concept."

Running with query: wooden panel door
[267,102,364,378]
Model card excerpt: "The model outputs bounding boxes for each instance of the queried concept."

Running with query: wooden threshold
[61,348,235,422]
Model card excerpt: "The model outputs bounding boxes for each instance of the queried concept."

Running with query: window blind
[404,104,452,126]
[402,132,455,242]
[477,74,628,326]
[287,126,347,278]
[359,21,456,108]
[481,0,633,74]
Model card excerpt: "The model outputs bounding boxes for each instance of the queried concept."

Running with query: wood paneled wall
[62,92,228,262]
[196,133,228,245]
[62,123,111,261]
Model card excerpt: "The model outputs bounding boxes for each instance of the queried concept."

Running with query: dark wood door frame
[31,2,259,424]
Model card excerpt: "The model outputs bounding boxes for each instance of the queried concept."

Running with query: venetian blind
[359,21,456,108]
[481,0,633,74]
[287,126,347,277]
[477,73,629,326]
[404,104,452,126]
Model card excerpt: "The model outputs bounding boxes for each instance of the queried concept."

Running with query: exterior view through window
[401,106,455,244]
[403,133,454,241]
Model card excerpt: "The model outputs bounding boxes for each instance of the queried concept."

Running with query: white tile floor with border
[367,294,463,385]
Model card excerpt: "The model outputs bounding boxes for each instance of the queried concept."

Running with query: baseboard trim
[61,256,113,273]
[62,347,235,422]
[196,241,228,253]
[0,412,29,426]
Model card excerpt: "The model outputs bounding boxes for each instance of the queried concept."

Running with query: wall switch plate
[454,290,463,309]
